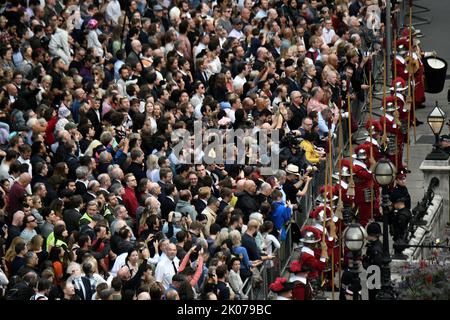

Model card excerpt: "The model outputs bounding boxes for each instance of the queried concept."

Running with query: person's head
[37,278,52,295]
[25,251,39,268]
[166,243,177,260]
[215,264,228,281]
[12,210,25,227]
[114,204,129,221]
[244,180,257,195]
[198,187,211,200]
[159,167,173,184]
[229,230,242,247]
[246,219,260,235]
[62,281,75,298]
[125,173,137,188]
[18,172,32,187]
[207,196,220,212]
[86,200,98,217]
[24,214,38,230]
[126,247,139,265]
[15,242,28,256]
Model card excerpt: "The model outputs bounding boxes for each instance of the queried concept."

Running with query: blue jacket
[270,201,292,241]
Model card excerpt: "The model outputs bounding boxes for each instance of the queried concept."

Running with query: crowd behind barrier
[0,0,427,302]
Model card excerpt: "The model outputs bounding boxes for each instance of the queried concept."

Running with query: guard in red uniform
[289,260,313,300]
[379,96,404,169]
[411,40,426,108]
[352,151,377,226]
[299,226,327,283]
[394,38,410,81]
[336,160,354,208]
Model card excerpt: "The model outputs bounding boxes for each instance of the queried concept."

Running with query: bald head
[19,173,32,186]
[117,266,131,281]
[12,211,25,226]
[137,292,151,300]
[131,40,142,53]
[236,179,246,193]
[260,182,272,196]
[166,243,177,260]
[244,180,256,195]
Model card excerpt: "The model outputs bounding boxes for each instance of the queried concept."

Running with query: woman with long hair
[47,223,69,253]
[28,234,48,270]
[146,154,159,181]
[48,246,66,285]
[4,237,26,276]
[0,178,10,212]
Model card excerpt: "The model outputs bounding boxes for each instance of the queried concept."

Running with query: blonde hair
[214,229,230,247]
[229,230,242,247]
[5,237,26,262]
[146,154,159,171]
[84,140,103,157]
[28,234,44,252]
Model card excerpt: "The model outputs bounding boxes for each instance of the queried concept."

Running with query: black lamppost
[374,158,397,300]
[425,102,449,160]
[343,223,367,300]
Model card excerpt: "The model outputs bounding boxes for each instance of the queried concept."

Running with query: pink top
[178,251,204,287]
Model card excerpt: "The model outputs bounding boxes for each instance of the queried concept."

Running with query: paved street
[403,0,450,210]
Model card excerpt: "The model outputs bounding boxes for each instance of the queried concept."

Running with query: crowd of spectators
[0,0,388,300]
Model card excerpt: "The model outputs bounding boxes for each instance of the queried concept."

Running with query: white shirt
[155,255,180,290]
[322,28,336,45]
[228,29,244,40]
[17,156,32,176]
[207,56,222,75]
[106,0,121,25]
[233,74,246,92]
[191,94,205,119]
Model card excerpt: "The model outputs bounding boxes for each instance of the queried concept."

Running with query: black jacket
[126,162,146,184]
[363,239,383,269]
[235,191,259,223]
[287,103,307,131]
[63,208,82,233]
[160,196,176,221]
[72,276,93,300]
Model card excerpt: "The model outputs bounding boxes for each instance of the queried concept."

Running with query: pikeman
[379,96,404,168]
[354,129,382,166]
[309,200,340,290]
[394,38,410,81]
[352,149,377,226]
[337,159,355,208]
[390,76,411,137]
[309,203,338,254]
[289,260,313,300]
[299,226,328,286]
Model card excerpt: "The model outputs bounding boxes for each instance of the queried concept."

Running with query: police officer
[339,269,362,300]
[363,222,383,300]
[390,194,412,257]
[390,166,411,209]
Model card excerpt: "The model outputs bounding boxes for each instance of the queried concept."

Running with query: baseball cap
[154,4,163,11]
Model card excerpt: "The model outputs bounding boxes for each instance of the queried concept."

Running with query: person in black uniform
[390,194,412,258]
[339,269,362,300]
[390,167,411,209]
[362,222,383,300]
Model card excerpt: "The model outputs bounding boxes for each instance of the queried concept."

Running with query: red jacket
[353,160,374,204]
[290,275,311,300]
[395,55,409,81]
[123,187,138,219]
[300,246,326,279]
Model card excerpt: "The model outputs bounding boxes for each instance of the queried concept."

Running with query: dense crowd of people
[0,0,425,300]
